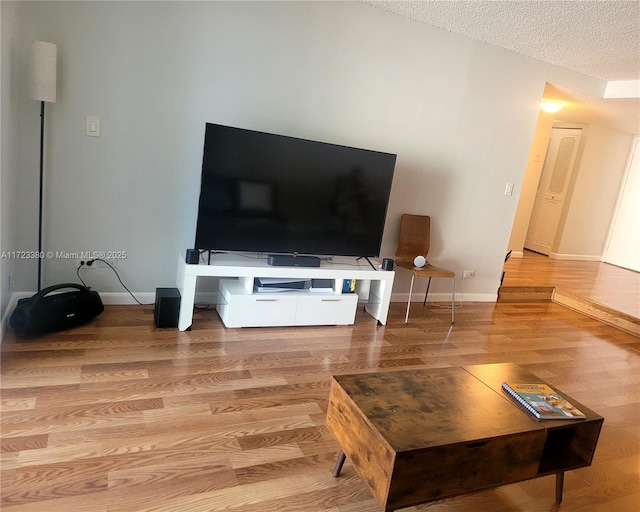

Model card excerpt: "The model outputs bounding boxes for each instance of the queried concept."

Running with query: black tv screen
[194,123,396,257]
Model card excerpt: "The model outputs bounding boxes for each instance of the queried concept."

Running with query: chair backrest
[395,214,431,261]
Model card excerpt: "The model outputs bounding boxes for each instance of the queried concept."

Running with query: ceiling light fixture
[540,100,564,113]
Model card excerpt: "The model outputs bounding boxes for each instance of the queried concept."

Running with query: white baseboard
[1,292,31,345]
[548,252,601,261]
[98,292,156,305]
[392,292,497,303]
[456,293,498,302]
[1,293,18,342]
[66,291,220,306]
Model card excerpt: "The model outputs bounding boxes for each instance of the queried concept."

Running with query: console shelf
[176,252,395,330]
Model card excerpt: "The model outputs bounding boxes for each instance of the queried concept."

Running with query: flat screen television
[194,123,396,258]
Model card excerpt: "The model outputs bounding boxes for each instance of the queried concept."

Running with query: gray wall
[1,1,20,335]
[557,124,633,258]
[2,1,606,313]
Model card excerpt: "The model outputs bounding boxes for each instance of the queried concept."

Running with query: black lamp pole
[37,100,45,292]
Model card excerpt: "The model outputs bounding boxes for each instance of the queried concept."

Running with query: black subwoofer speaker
[154,288,181,328]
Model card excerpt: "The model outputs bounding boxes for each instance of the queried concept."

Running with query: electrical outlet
[462,270,475,279]
[77,259,94,269]
[77,259,116,269]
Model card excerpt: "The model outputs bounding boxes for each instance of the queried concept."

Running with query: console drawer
[296,294,358,325]
[217,279,359,328]
[218,280,297,327]
[240,295,298,327]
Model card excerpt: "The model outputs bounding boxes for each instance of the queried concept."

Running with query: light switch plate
[86,116,101,137]
[504,182,514,196]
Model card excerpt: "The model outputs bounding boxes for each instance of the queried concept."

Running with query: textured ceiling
[363,0,640,135]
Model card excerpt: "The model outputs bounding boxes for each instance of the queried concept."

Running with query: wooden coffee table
[325,363,603,511]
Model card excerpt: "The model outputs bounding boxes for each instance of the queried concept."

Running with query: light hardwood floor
[502,250,640,320]
[501,251,640,335]
[1,297,639,511]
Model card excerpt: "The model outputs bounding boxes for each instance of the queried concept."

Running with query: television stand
[175,252,395,330]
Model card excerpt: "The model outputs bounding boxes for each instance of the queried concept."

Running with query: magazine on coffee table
[501,382,586,420]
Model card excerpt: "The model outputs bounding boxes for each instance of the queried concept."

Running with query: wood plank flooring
[1,299,639,511]
[501,250,640,319]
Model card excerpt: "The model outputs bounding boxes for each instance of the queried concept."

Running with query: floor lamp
[29,41,57,292]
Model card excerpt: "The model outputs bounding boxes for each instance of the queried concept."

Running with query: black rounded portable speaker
[10,283,104,337]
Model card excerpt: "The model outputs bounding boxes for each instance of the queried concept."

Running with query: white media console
[176,252,395,330]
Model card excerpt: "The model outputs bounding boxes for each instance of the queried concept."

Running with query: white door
[525,128,582,255]
[603,138,640,271]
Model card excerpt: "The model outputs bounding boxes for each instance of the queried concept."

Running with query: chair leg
[422,277,432,306]
[405,274,415,324]
[451,276,455,325]
[333,450,347,478]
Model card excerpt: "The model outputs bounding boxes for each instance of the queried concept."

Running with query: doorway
[603,137,640,272]
[525,128,582,255]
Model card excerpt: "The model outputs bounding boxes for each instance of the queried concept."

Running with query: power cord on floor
[427,276,465,311]
[394,266,462,313]
[76,258,146,305]
[194,302,216,311]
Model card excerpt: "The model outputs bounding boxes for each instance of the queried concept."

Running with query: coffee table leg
[333,450,346,477]
[555,471,564,503]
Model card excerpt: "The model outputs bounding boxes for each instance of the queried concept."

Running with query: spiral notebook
[501,382,586,420]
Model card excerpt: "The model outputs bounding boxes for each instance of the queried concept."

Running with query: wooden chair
[395,214,456,324]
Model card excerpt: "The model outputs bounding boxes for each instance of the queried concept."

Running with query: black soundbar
[267,254,321,267]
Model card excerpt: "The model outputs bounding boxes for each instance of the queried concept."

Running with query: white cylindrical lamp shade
[29,41,57,103]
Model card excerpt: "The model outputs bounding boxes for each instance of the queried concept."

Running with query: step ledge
[498,285,639,336]
[552,288,640,336]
